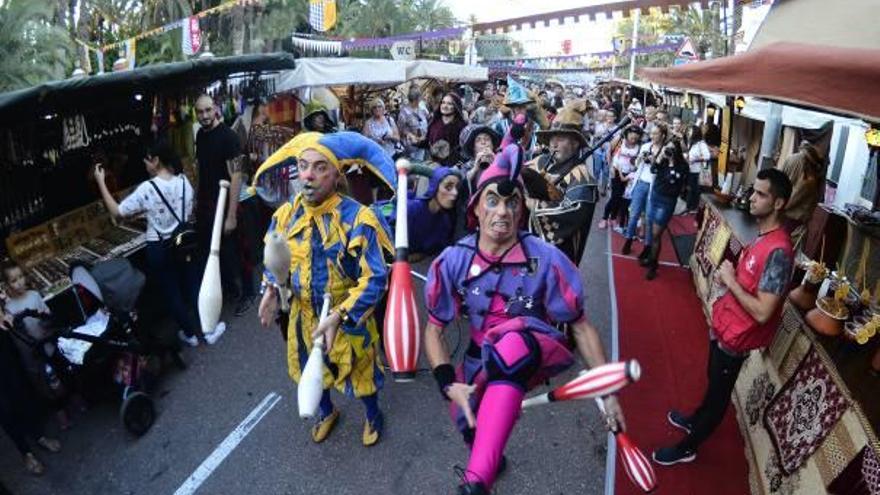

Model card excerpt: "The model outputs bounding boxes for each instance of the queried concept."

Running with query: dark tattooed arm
[758,248,793,296]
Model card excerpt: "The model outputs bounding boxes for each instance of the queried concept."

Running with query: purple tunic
[425,231,586,434]
[426,232,585,341]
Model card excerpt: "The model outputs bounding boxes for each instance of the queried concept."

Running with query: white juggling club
[198,180,230,335]
[298,293,331,419]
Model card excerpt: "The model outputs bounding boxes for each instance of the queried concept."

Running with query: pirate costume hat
[536,99,591,148]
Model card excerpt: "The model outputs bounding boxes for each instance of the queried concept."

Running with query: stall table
[689,194,880,494]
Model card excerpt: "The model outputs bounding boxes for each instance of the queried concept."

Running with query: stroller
[10,258,176,437]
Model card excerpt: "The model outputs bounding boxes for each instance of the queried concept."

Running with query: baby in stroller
[1,261,73,430]
[6,258,183,438]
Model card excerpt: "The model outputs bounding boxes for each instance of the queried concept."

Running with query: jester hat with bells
[466,142,528,230]
[249,131,396,206]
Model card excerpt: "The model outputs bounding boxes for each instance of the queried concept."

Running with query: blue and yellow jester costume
[253,132,395,444]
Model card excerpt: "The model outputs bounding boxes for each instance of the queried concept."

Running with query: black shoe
[234,295,256,316]
[458,483,489,495]
[637,245,652,265]
[496,455,507,478]
[645,265,657,280]
[622,239,633,255]
[653,445,696,466]
[667,410,693,434]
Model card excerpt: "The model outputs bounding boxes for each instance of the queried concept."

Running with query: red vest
[712,228,793,353]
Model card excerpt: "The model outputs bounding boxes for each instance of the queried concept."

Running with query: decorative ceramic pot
[789,280,820,312]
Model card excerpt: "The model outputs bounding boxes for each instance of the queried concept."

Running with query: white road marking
[610,252,685,268]
[173,392,282,495]
[604,232,619,495]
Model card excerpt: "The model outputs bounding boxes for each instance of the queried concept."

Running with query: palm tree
[0,0,72,91]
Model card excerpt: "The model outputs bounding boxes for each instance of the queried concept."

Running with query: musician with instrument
[526,100,597,264]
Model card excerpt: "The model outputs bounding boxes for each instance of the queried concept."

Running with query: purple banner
[343,27,465,50]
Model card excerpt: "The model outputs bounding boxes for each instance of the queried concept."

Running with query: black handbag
[148,177,198,263]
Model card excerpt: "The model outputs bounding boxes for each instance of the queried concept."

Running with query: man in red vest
[653,168,794,466]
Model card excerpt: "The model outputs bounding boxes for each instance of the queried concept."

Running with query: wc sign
[390,40,417,60]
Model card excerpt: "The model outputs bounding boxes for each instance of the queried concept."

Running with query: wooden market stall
[0,53,295,304]
[641,38,880,494]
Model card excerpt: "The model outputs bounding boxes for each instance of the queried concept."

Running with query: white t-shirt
[118,175,194,242]
[636,142,658,184]
[688,140,712,174]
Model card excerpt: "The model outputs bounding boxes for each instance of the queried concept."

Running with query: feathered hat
[536,99,591,148]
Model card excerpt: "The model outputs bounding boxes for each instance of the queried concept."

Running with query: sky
[445,0,618,56]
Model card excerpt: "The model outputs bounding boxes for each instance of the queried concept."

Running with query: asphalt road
[1,216,614,495]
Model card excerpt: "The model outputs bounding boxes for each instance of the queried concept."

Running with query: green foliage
[336,0,457,38]
[0,0,73,92]
[614,4,728,74]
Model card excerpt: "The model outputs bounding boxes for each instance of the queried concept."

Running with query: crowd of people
[2,75,794,495]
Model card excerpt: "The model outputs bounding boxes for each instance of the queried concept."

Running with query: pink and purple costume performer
[424,144,623,495]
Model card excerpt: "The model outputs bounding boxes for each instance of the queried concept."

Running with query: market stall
[273,57,487,131]
[641,36,880,494]
[0,53,296,303]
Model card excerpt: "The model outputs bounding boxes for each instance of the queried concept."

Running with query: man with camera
[453,123,502,240]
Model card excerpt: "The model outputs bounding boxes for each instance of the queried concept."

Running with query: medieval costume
[425,143,623,494]
[254,132,395,446]
[528,101,598,264]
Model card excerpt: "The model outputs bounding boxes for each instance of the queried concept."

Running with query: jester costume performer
[254,132,394,446]
[528,100,598,264]
[423,143,625,494]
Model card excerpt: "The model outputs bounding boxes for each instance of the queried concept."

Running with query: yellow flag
[309,0,337,32]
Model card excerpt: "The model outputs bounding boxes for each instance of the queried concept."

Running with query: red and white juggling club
[521,360,641,408]
[595,398,657,493]
[383,158,420,382]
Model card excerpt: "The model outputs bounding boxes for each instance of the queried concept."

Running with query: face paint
[298,149,339,206]
[477,182,523,244]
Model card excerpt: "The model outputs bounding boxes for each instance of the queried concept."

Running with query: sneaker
[362,411,384,447]
[458,483,489,495]
[637,245,652,265]
[667,410,693,434]
[36,436,61,453]
[598,220,608,229]
[645,265,658,281]
[653,445,696,466]
[613,226,626,235]
[24,453,45,476]
[621,239,633,255]
[234,295,256,317]
[312,409,340,443]
[204,322,227,345]
[177,331,199,348]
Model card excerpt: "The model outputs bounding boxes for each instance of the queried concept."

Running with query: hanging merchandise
[309,0,337,32]
[62,115,91,152]
[182,16,202,56]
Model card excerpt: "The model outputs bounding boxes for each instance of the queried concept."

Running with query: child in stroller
[8,258,184,437]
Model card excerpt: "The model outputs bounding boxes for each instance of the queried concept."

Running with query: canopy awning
[638,42,880,122]
[275,58,487,92]
[0,53,296,126]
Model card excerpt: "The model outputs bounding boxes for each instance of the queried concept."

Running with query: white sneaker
[177,331,199,348]
[204,322,227,345]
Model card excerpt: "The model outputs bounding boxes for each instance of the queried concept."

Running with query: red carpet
[611,253,750,494]
[667,213,699,237]
[609,227,679,265]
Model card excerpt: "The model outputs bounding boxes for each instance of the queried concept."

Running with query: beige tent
[749,0,880,50]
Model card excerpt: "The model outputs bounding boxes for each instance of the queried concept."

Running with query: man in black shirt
[195,95,255,317]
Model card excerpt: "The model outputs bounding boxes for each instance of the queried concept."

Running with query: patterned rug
[764,346,849,475]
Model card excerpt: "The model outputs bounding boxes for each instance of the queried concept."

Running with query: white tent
[276,58,487,92]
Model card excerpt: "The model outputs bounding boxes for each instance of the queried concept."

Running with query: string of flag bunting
[481,42,680,66]
[73,0,259,72]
